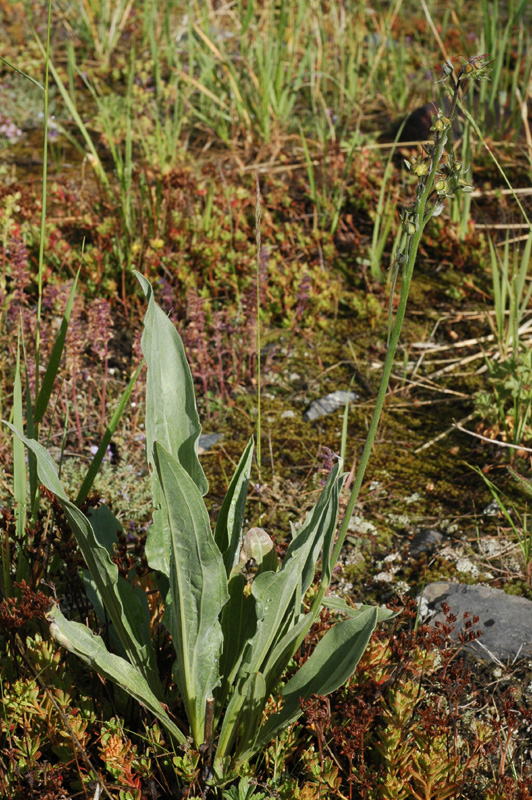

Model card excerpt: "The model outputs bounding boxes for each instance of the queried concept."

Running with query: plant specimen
[476,347,532,450]
[472,465,532,581]
[488,229,532,360]
[296,599,532,799]
[474,228,532,450]
[335,54,490,553]
[5,53,490,794]
[8,273,393,790]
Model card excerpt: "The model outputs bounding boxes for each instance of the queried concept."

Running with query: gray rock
[198,433,222,453]
[422,582,532,664]
[303,390,359,422]
[281,410,296,419]
[410,528,444,556]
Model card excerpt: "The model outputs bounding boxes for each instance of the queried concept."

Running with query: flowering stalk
[330,55,492,569]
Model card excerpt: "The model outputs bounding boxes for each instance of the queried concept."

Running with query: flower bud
[431,115,451,133]
[412,162,429,176]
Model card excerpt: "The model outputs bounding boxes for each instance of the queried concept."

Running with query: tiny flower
[411,162,429,177]
[459,54,492,82]
[89,444,113,462]
[441,59,454,77]
[431,115,451,132]
[434,178,449,195]
[458,179,474,192]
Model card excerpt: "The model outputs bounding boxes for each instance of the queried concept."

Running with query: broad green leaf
[217,465,343,761]
[321,594,356,615]
[137,271,206,491]
[232,671,267,761]
[153,441,227,746]
[281,607,378,700]
[86,503,122,553]
[257,612,311,698]
[215,437,254,574]
[83,505,153,662]
[215,573,258,725]
[322,595,397,623]
[216,670,267,765]
[83,571,154,660]
[255,465,345,696]
[296,464,343,597]
[48,606,186,746]
[4,425,163,698]
[242,608,379,763]
[136,271,207,576]
[215,528,277,731]
[81,504,121,629]
[244,463,343,675]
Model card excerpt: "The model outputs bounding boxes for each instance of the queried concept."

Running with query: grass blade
[13,337,27,548]
[34,270,80,425]
[76,360,143,505]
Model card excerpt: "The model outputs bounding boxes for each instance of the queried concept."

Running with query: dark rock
[410,528,444,556]
[422,582,532,664]
[398,103,435,142]
[386,95,520,144]
[389,99,455,143]
[378,102,436,143]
